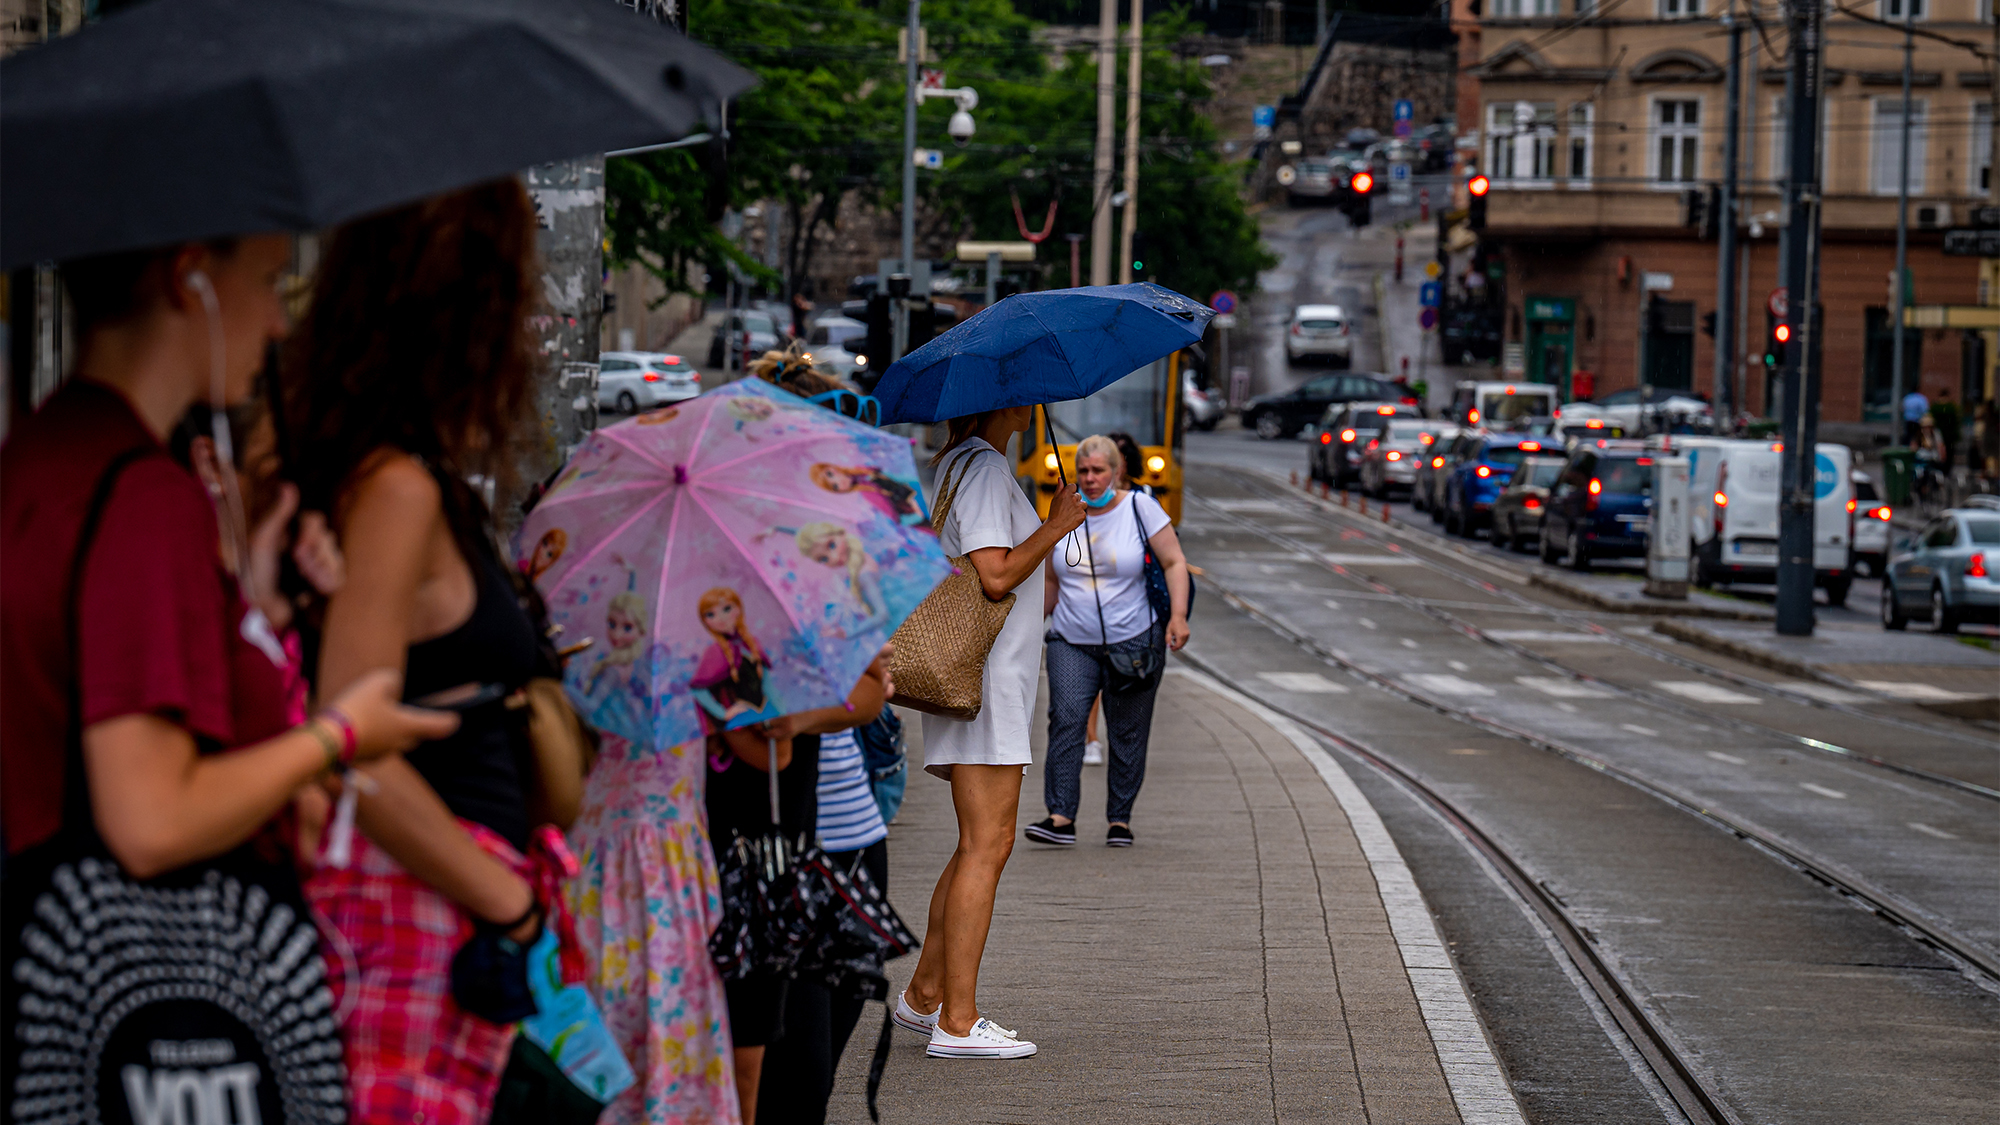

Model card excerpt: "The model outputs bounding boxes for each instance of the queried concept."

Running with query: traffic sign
[1419,281,1441,308]
[1424,260,1442,279]
[1767,287,1788,318]
[1944,228,2000,256]
[1419,307,1438,330]
[1211,313,1238,329]
[913,148,943,170]
[1394,98,1413,138]
[1209,290,1238,315]
[1253,105,1276,128]
[1390,162,1410,181]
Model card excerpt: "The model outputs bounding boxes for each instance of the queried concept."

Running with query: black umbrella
[1,0,756,267]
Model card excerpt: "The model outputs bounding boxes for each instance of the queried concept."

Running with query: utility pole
[1776,0,1825,637]
[1714,11,1743,433]
[1890,4,1914,445]
[1091,0,1117,286]
[1118,1,1143,285]
[897,0,921,361]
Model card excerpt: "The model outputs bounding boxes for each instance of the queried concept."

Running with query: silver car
[1881,506,2000,632]
[1850,470,1891,576]
[803,316,869,381]
[598,351,701,414]
[1359,418,1448,498]
[1183,371,1221,431]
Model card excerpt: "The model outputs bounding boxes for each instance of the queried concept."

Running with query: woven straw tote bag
[890,448,1016,721]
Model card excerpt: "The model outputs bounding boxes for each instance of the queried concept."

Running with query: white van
[1448,381,1559,429]
[1680,438,1854,605]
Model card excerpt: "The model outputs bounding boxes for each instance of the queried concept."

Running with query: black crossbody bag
[3,449,349,1125]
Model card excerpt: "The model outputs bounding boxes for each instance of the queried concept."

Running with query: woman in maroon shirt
[0,236,456,871]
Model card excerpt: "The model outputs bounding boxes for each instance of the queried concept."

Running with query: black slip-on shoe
[1106,824,1135,847]
[1024,817,1077,845]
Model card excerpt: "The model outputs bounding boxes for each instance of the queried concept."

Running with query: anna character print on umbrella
[690,587,780,732]
[810,463,926,527]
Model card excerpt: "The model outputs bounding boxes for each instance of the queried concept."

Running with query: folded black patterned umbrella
[1,0,755,267]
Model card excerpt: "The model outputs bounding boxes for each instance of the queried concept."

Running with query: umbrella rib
[696,430,840,479]
[652,487,686,669]
[697,482,852,519]
[686,488,809,634]
[597,426,678,475]
[531,479,662,512]
[542,488,672,596]
[680,397,723,474]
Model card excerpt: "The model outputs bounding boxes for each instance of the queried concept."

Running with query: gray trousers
[1044,635,1159,824]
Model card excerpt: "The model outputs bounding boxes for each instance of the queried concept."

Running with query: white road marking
[1909,822,1959,840]
[1359,618,1379,630]
[1706,751,1747,765]
[1449,660,1470,672]
[1657,681,1761,705]
[1207,498,1290,512]
[1772,681,1872,705]
[1323,598,1342,610]
[1401,638,1420,649]
[1799,782,1848,800]
[1321,552,1425,566]
[1406,673,1496,697]
[1556,702,1579,713]
[1515,676,1614,699]
[1484,630,1614,643]
[1854,681,1985,702]
[1620,724,1659,737]
[1256,671,1351,694]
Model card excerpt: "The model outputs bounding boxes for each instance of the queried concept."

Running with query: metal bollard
[1291,470,1299,487]
[1419,187,1430,221]
[1382,500,1392,524]
[1340,489,1349,508]
[1359,495,1369,516]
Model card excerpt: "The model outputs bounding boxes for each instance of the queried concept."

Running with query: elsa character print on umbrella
[788,522,892,639]
[579,581,660,744]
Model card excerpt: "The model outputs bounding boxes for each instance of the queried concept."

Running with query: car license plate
[1618,515,1650,531]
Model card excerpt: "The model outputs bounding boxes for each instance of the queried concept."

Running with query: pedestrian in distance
[1903,386,1931,447]
[285,181,574,1125]
[891,407,1087,1061]
[1076,430,1154,765]
[1027,435,1191,850]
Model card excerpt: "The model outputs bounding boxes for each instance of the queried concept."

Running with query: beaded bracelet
[304,718,343,774]
[319,708,359,768]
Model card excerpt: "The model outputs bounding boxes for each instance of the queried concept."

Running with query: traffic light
[1681,187,1706,231]
[1130,229,1147,276]
[1763,315,1789,371]
[863,294,892,388]
[1467,173,1489,231]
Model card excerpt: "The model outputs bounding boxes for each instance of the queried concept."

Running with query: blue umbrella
[874,283,1215,425]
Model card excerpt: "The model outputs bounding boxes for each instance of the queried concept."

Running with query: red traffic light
[1774,324,1791,343]
[1351,172,1374,194]
[1467,174,1491,197]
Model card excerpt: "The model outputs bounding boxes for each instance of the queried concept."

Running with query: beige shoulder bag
[889,448,1017,721]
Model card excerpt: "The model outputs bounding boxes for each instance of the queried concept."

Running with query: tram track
[1199,471,2000,795]
[1181,487,2000,986]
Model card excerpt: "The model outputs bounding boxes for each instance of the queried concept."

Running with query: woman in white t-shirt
[892,406,1086,1061]
[1026,434,1191,850]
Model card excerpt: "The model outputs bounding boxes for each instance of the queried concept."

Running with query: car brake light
[1637,457,1653,465]
[1320,431,1333,445]
[1586,478,1602,512]
[1420,433,1434,445]
[1376,405,1396,415]
[1476,465,1492,478]
[1468,408,1481,424]
[1846,499,1856,513]
[643,372,663,382]
[1523,497,1541,510]
[1969,553,1989,578]
[1387,451,1402,461]
[1366,438,1380,451]
[1588,478,1602,495]
[1432,456,1446,468]
[1586,418,1604,429]
[1520,441,1541,451]
[1872,506,1892,521]
[1340,429,1357,442]
[1291,323,1302,335]
[1713,491,1728,507]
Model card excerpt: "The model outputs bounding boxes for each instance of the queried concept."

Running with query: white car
[598,351,701,414]
[1561,387,1714,435]
[803,316,870,382]
[1285,304,1353,367]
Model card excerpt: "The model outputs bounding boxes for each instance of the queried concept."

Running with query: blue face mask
[1083,487,1117,508]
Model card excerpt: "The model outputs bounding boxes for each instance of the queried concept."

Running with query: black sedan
[1245,373,1413,441]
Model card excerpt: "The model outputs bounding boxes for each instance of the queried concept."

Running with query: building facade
[1460,0,1996,425]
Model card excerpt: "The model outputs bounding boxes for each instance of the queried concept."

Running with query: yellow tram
[1014,350,1187,523]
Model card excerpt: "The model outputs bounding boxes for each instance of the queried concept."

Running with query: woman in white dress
[891,405,1085,1060]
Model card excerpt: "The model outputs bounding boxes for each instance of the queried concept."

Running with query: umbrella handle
[769,736,782,826]
[1043,411,1068,487]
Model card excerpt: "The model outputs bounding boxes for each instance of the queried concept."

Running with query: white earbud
[186,268,214,299]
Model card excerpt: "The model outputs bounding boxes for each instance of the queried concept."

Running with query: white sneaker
[891,990,939,1038]
[927,1017,1038,1059]
[1083,739,1105,765]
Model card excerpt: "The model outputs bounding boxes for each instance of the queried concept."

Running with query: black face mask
[451,917,542,1024]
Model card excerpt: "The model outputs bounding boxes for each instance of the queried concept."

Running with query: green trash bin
[1880,447,1915,506]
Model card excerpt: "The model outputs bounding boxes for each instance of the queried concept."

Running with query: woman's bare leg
[902,764,1021,1036]
[733,1045,763,1123]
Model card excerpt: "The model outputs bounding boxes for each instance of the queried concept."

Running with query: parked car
[1881,507,2000,631]
[803,315,869,380]
[597,351,701,414]
[1359,418,1448,498]
[1681,438,1853,604]
[1850,470,1892,576]
[1538,442,1655,569]
[1277,156,1340,205]
[1492,455,1567,552]
[1444,433,1552,537]
[1244,372,1405,440]
[1411,424,1463,514]
[1448,380,1560,429]
[1311,401,1421,486]
[707,308,784,369]
[1183,371,1222,431]
[1412,123,1455,172]
[1285,304,1354,367]
[1562,387,1713,435]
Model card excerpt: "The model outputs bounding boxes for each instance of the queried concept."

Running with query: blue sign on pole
[1253,105,1276,128]
[1393,98,1414,137]
[1419,282,1441,308]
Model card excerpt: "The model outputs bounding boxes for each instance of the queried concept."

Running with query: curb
[1652,618,2000,722]
[1527,571,1773,621]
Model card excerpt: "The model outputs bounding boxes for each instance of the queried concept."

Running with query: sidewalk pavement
[830,665,1524,1125]
[1653,618,2000,719]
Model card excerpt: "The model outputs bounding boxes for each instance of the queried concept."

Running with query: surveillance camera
[948,109,975,146]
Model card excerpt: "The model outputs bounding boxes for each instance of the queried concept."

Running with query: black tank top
[401,545,540,851]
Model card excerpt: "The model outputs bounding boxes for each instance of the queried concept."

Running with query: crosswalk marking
[1256,671,1351,694]
[1854,680,1984,702]
[1657,681,1761,705]
[1909,822,1958,840]
[1772,680,1872,705]
[1515,676,1614,699]
[1359,618,1378,630]
[1484,630,1614,643]
[1799,782,1848,800]
[1706,751,1746,764]
[1405,673,1496,697]
[1620,723,1659,737]
[1321,552,1425,566]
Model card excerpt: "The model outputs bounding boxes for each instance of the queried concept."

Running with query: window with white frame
[1654,99,1701,183]
[1488,102,1558,184]
[1880,0,1924,19]
[1871,98,1928,195]
[1974,102,1993,194]
[1660,0,1702,16]
[1567,103,1594,185]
